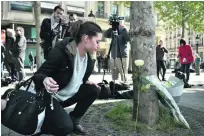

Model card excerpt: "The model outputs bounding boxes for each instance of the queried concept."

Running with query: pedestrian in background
[156,40,168,81]
[5,29,17,82]
[97,53,103,73]
[1,43,5,78]
[1,30,6,78]
[178,39,194,82]
[14,26,27,82]
[195,53,201,75]
[29,52,34,71]
[40,5,64,60]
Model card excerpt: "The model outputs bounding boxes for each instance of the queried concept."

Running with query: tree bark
[33,1,42,69]
[181,17,185,38]
[130,1,159,126]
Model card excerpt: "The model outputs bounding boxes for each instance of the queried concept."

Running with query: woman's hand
[86,81,101,90]
[43,77,59,93]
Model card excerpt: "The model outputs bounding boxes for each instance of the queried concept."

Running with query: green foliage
[154,1,204,33]
[113,1,130,7]
[105,103,146,131]
[106,103,132,121]
[106,103,187,132]
[116,1,204,33]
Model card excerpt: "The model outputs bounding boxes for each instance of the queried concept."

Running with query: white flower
[134,60,144,67]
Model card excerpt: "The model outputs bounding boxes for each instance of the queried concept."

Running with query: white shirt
[53,49,88,101]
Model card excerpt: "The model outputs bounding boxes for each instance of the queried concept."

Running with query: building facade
[1,1,86,66]
[1,1,164,67]
[164,27,204,63]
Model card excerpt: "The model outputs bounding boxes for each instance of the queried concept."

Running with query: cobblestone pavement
[1,69,203,136]
[2,100,204,136]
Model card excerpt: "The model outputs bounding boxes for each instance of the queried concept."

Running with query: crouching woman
[33,21,102,136]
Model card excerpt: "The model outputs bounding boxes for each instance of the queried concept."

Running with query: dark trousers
[40,84,100,136]
[43,48,51,60]
[15,57,25,81]
[156,60,166,80]
[181,63,191,82]
[8,62,17,80]
[1,61,4,78]
[98,62,102,73]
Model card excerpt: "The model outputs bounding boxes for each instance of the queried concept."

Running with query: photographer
[33,21,102,136]
[40,5,64,60]
[104,19,130,82]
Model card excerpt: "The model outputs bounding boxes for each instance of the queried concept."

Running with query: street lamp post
[195,35,200,53]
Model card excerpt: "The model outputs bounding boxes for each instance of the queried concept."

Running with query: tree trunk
[130,1,159,126]
[181,17,185,38]
[33,1,42,69]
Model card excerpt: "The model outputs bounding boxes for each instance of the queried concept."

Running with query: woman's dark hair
[53,5,64,12]
[68,21,102,44]
[180,39,186,46]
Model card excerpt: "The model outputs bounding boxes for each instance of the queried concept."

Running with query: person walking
[195,54,201,75]
[178,39,194,82]
[156,40,168,81]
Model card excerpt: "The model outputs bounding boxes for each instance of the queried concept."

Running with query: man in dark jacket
[156,40,168,81]
[33,21,102,136]
[14,27,26,82]
[104,20,130,82]
[40,5,64,60]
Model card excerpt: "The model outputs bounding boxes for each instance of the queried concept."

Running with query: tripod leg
[111,58,119,80]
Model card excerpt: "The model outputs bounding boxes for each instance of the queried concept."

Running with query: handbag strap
[15,77,33,91]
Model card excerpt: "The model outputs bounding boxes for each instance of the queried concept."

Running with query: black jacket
[40,18,55,50]
[40,18,70,49]
[33,37,95,91]
[156,45,168,61]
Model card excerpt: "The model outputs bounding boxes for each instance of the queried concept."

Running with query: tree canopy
[114,1,204,35]
[154,1,204,34]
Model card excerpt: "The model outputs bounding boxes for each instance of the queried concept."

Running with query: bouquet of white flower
[162,81,177,88]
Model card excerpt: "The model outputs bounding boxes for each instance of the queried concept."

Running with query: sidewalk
[1,69,204,136]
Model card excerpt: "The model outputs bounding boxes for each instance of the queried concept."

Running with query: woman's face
[83,33,102,54]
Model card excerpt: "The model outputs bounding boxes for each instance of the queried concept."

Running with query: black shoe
[73,124,89,135]
[162,78,166,81]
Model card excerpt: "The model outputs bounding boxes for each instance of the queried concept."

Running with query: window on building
[188,38,191,45]
[112,4,118,15]
[97,1,104,18]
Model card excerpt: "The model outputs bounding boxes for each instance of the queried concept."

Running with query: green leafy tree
[154,1,204,37]
[115,1,204,37]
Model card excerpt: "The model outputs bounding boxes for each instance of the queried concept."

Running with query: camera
[109,14,124,31]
